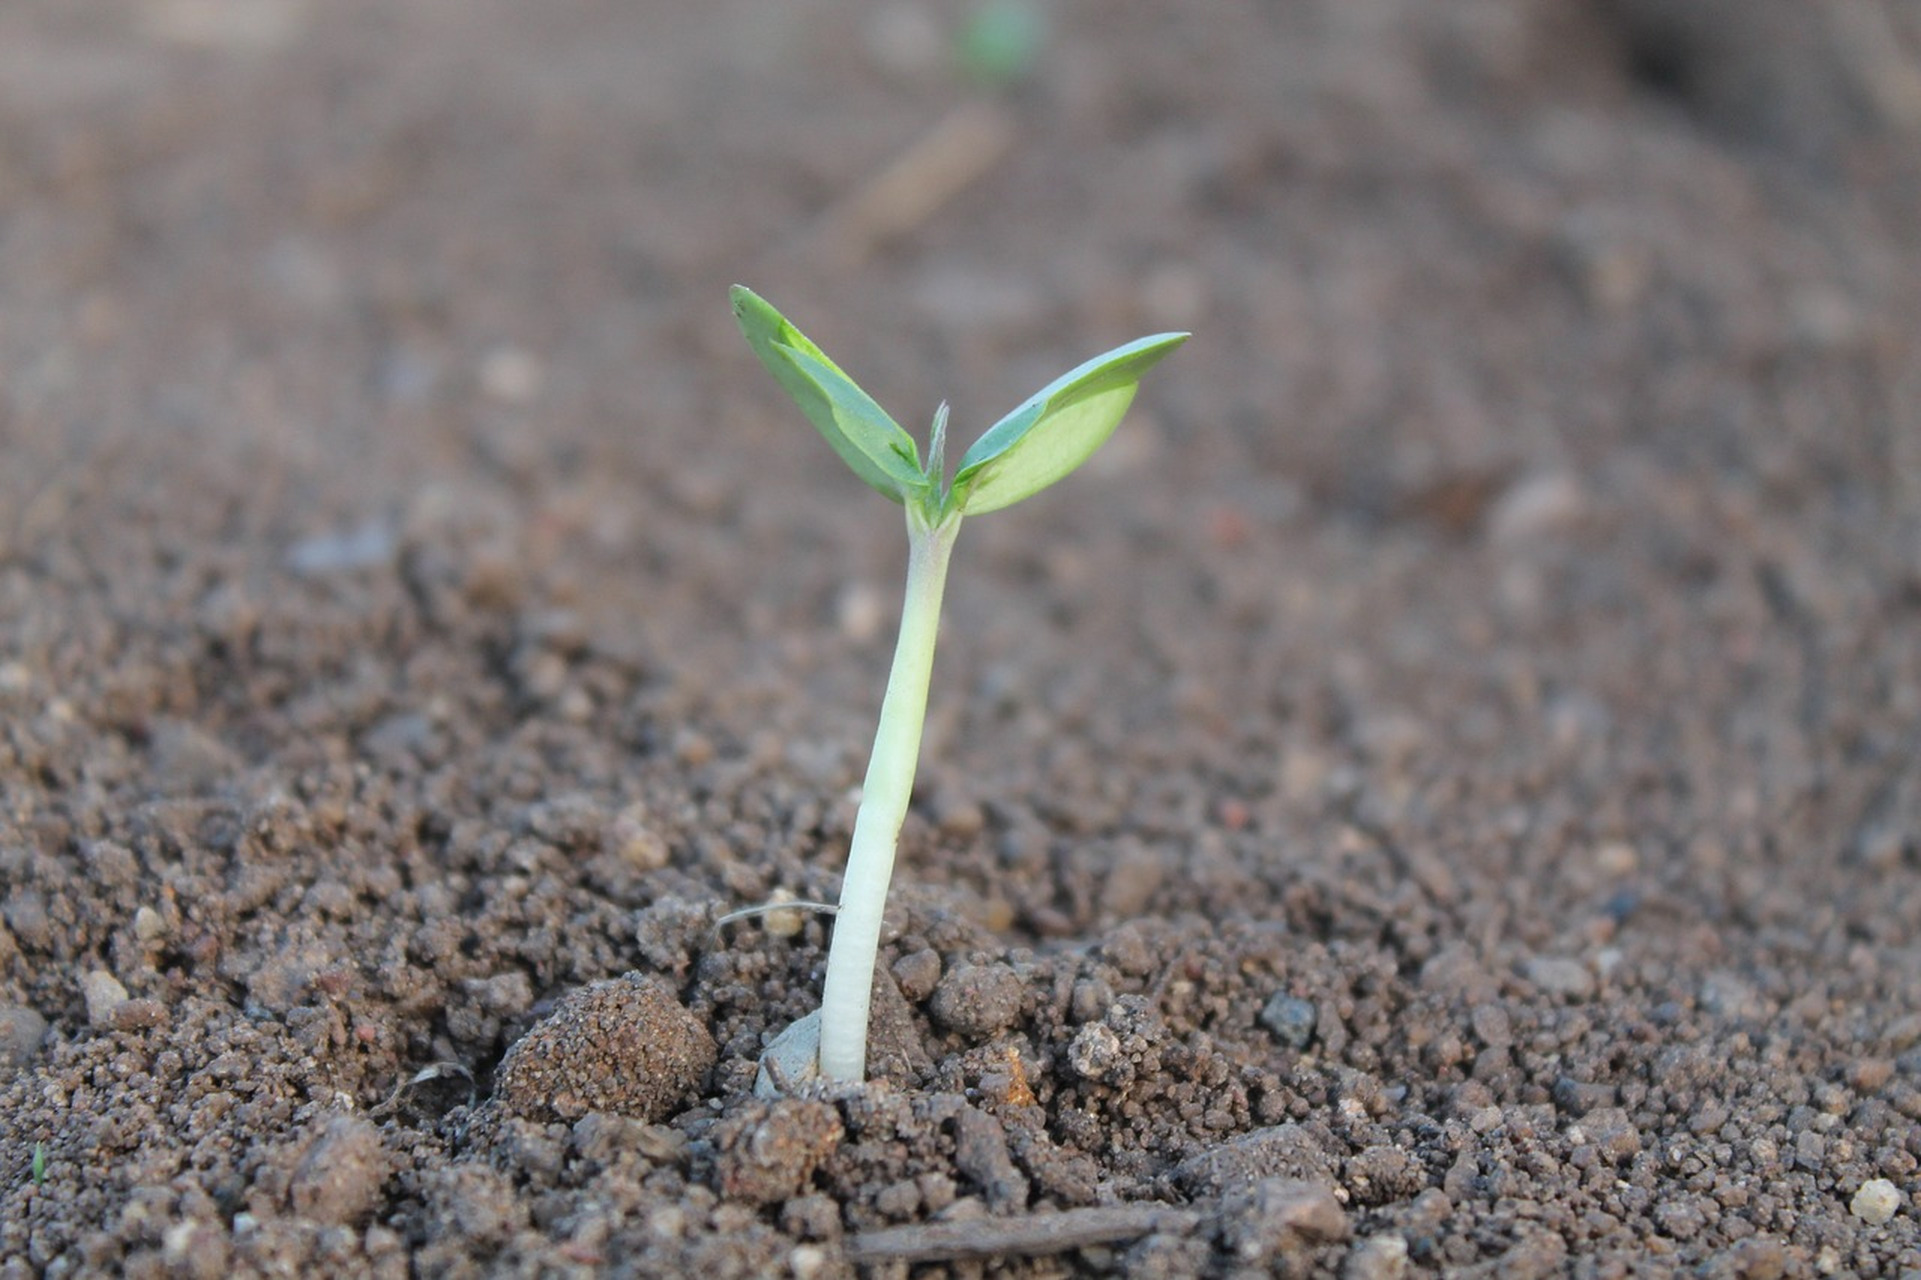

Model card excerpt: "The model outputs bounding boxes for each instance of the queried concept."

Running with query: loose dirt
[2,1,1919,1275]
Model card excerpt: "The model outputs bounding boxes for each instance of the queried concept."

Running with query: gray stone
[1219,1178,1349,1263]
[1259,994,1318,1049]
[1175,1123,1337,1197]
[82,970,130,1027]
[1524,956,1594,1000]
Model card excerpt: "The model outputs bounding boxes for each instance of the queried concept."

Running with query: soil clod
[494,975,715,1123]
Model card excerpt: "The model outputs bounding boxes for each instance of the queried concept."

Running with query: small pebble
[133,906,168,943]
[1594,840,1639,876]
[1469,1003,1512,1048]
[1525,956,1594,1000]
[161,1220,229,1275]
[1489,471,1586,543]
[1067,1022,1127,1085]
[1699,971,1764,1020]
[755,889,807,940]
[82,970,130,1027]
[1581,1108,1644,1162]
[285,520,396,575]
[789,1244,830,1280]
[479,345,544,403]
[836,583,887,644]
[1851,1178,1902,1225]
[606,804,671,873]
[1259,995,1317,1049]
[1345,1232,1410,1280]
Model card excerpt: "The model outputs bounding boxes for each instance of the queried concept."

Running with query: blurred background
[5,0,1915,538]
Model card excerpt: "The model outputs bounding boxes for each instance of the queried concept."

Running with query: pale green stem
[816,504,961,1082]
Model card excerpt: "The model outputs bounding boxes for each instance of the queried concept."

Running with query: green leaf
[952,331,1187,516]
[732,286,927,503]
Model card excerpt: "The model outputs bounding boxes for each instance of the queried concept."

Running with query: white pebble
[1851,1178,1902,1225]
[1489,471,1585,544]
[133,906,168,943]
[759,889,806,939]
[1594,840,1638,876]
[1525,956,1594,1000]
[836,582,888,644]
[479,345,544,404]
[1345,1232,1409,1280]
[789,1243,829,1280]
[82,971,129,1027]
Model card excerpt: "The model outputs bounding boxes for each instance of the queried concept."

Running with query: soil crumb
[494,975,715,1123]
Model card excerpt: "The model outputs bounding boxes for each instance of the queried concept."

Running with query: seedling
[732,285,1186,1087]
[957,0,1047,87]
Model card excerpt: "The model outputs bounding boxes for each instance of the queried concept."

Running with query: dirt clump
[284,1114,390,1226]
[493,975,715,1124]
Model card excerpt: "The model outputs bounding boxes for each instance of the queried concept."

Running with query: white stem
[815,505,960,1082]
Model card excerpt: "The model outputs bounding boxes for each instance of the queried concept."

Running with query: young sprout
[732,285,1186,1088]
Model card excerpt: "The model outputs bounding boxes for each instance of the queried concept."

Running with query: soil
[2,1,1920,1276]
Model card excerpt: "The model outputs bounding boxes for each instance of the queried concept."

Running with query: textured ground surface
[2,1,1920,1275]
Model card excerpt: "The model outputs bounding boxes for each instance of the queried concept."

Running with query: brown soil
[3,1,1920,1275]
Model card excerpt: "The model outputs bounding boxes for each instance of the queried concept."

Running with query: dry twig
[847,1204,1202,1263]
[815,101,1014,265]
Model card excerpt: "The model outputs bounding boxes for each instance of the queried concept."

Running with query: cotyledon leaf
[731,285,926,503]
[952,331,1188,516]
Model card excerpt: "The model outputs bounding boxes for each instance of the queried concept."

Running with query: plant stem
[816,504,960,1082]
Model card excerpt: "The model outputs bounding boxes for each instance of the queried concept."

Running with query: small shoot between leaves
[730,285,1185,1088]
